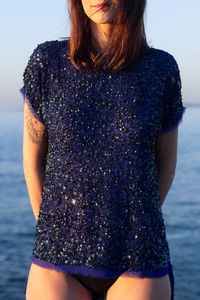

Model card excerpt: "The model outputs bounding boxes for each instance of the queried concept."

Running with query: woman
[20,0,186,299]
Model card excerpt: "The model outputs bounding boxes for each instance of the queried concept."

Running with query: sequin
[20,39,186,278]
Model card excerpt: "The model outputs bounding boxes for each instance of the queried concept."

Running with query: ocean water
[0,107,199,300]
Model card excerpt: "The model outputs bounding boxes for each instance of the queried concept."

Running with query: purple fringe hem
[19,86,45,125]
[30,255,172,279]
[161,105,187,134]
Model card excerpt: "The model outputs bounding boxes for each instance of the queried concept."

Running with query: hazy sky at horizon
[1,0,199,111]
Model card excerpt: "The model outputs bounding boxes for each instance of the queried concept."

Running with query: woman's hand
[155,127,178,206]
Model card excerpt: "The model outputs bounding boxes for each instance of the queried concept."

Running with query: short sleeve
[160,58,186,134]
[19,43,46,125]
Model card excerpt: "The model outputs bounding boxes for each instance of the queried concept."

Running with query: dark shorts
[24,266,174,300]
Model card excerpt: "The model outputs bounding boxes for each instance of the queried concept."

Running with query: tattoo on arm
[25,104,48,145]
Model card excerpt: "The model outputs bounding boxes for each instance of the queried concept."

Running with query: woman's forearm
[23,161,45,221]
[157,167,175,206]
[155,129,178,207]
[22,101,48,221]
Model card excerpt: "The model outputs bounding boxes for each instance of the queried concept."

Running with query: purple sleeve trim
[19,86,26,98]
[161,106,187,134]
[30,255,172,279]
[19,86,45,126]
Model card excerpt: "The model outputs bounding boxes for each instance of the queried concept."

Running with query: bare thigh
[26,263,93,300]
[105,273,171,300]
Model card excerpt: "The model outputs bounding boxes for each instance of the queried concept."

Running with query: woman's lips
[92,3,110,9]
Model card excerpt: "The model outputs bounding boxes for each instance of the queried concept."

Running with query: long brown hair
[65,0,149,73]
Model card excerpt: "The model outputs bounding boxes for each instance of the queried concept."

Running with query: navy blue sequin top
[20,39,186,279]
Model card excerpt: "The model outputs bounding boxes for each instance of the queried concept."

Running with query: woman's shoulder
[26,39,69,74]
[27,40,68,65]
[32,39,68,59]
[147,46,180,75]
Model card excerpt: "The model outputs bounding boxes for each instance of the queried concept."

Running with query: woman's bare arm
[23,99,48,221]
[155,127,178,206]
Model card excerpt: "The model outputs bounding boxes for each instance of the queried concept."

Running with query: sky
[0,0,200,111]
